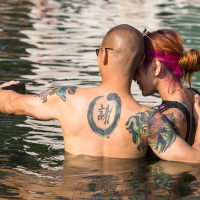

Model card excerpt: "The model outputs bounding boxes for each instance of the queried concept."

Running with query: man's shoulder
[135,106,159,117]
[125,107,160,150]
[126,106,159,125]
[37,85,79,103]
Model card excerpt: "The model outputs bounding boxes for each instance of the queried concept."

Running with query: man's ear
[139,54,145,66]
[154,60,162,76]
[102,47,108,65]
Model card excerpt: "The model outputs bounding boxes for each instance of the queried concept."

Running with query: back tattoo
[126,108,176,153]
[37,86,77,102]
[87,93,121,138]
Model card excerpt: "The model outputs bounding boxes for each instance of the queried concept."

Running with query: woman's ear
[154,59,162,76]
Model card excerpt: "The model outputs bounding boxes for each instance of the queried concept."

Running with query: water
[0,0,200,199]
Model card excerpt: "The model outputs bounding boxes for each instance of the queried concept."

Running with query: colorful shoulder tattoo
[126,107,176,153]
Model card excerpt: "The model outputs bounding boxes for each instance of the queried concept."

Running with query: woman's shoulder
[188,87,200,95]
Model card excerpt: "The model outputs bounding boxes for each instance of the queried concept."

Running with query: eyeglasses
[142,28,164,54]
[95,48,113,56]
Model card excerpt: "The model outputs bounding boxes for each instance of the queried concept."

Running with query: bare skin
[1,24,200,163]
[192,94,200,150]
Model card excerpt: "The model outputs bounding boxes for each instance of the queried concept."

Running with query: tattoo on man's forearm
[37,86,77,102]
[87,93,121,138]
[126,108,176,153]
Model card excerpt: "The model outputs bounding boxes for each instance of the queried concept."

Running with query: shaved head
[101,24,144,75]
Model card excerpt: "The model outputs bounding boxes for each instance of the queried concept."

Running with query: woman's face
[133,60,157,96]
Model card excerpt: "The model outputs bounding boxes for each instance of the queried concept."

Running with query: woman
[134,29,200,145]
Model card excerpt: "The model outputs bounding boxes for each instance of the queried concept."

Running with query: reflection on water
[0,0,200,199]
[1,153,200,199]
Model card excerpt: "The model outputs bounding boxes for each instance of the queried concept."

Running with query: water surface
[0,0,200,199]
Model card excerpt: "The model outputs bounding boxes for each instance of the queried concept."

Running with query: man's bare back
[37,85,151,158]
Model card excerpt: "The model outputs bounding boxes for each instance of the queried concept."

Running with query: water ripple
[0,1,200,198]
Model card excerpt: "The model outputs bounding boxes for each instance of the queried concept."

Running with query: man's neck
[100,76,132,94]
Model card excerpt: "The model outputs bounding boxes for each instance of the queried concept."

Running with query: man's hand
[0,80,26,94]
[192,94,200,151]
[0,80,20,89]
[193,94,200,126]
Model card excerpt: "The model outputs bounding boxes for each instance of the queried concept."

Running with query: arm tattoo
[148,111,176,153]
[126,108,154,151]
[126,108,176,153]
[164,113,175,123]
[87,93,121,138]
[165,113,181,136]
[37,86,77,102]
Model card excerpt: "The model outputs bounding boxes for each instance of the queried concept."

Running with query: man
[0,24,200,162]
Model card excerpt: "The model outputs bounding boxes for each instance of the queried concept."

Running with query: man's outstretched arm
[0,81,77,121]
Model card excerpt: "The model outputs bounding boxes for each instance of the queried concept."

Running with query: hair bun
[179,49,200,86]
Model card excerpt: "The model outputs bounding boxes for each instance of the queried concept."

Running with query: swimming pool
[0,0,200,199]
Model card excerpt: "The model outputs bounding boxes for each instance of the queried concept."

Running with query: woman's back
[158,88,195,144]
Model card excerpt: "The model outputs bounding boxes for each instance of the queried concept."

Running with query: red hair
[144,29,200,87]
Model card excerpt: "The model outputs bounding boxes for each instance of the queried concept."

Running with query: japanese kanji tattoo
[37,86,77,102]
[87,93,121,138]
[126,107,176,153]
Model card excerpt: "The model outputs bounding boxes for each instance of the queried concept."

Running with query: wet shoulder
[125,107,159,152]
[126,107,176,154]
[37,85,78,103]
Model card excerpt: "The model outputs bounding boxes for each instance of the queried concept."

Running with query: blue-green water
[0,0,200,199]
